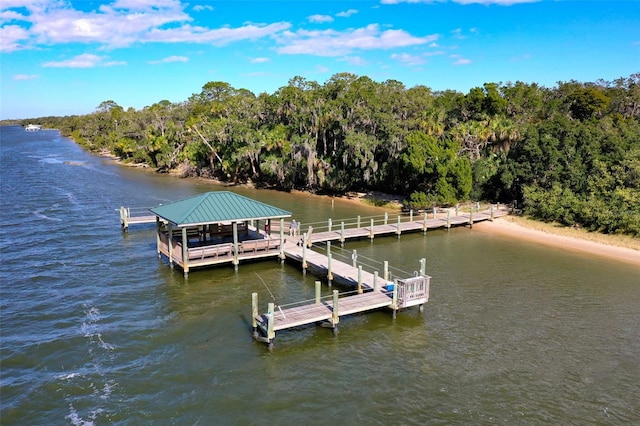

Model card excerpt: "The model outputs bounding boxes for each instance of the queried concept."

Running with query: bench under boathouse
[149,191,291,276]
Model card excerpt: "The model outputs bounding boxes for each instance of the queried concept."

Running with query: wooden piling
[252,293,259,337]
[267,302,275,342]
[331,290,339,332]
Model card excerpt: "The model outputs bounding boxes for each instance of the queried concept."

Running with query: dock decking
[252,239,430,347]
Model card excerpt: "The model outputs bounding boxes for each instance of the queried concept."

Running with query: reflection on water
[1,126,639,424]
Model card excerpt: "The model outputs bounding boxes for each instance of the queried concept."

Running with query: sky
[1,0,638,120]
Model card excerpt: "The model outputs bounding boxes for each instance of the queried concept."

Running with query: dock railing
[119,206,156,230]
[296,203,505,239]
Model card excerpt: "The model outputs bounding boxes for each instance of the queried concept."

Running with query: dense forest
[19,73,640,236]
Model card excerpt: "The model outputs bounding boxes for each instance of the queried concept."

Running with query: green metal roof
[149,191,291,226]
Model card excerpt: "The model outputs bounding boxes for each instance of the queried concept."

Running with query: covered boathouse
[150,191,291,276]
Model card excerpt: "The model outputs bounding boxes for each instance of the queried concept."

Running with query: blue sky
[1,0,638,120]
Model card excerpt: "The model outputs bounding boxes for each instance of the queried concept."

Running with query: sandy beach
[473,216,640,267]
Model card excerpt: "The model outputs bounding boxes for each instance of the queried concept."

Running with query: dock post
[168,223,174,268]
[182,227,189,278]
[384,261,389,281]
[331,290,339,334]
[120,206,129,232]
[233,222,239,270]
[423,211,428,234]
[252,293,259,338]
[328,218,332,232]
[392,279,399,319]
[327,253,333,285]
[306,226,313,247]
[357,215,361,228]
[410,209,413,222]
[374,271,379,291]
[358,266,363,294]
[340,222,345,246]
[156,218,161,259]
[267,303,275,347]
[279,218,285,259]
[446,210,451,231]
[456,204,459,216]
[490,204,494,221]
[469,208,473,228]
[370,218,375,240]
[396,215,401,238]
[420,258,426,276]
[315,281,321,304]
[384,212,388,225]
[352,250,357,267]
[302,233,308,271]
[433,207,436,219]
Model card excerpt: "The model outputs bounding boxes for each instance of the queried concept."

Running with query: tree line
[26,73,640,236]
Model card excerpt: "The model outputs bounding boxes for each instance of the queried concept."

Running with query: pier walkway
[299,204,509,246]
[119,206,156,231]
[252,239,430,347]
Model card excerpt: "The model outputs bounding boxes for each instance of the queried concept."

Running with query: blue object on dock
[384,282,394,291]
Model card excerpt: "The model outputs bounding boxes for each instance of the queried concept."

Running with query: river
[1,125,638,425]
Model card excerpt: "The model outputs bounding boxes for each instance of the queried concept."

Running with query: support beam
[232,222,239,268]
[370,218,374,240]
[331,290,339,334]
[182,227,188,277]
[252,293,259,338]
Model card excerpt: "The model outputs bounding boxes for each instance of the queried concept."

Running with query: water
[1,126,638,425]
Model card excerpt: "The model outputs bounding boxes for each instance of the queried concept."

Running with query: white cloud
[193,5,214,12]
[0,24,29,52]
[336,9,358,18]
[13,74,39,80]
[146,22,291,45]
[1,9,27,22]
[148,55,188,64]
[308,14,334,23]
[251,57,270,63]
[0,0,290,51]
[276,24,438,56]
[391,52,426,66]
[42,53,126,68]
[450,54,471,65]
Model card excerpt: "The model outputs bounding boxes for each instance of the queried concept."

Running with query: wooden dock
[252,239,430,348]
[251,205,510,347]
[300,205,509,246]
[119,206,155,231]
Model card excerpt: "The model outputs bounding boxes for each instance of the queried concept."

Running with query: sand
[473,217,640,267]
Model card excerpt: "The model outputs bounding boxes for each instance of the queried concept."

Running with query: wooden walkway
[252,206,509,346]
[252,240,430,347]
[302,207,508,246]
[119,206,155,230]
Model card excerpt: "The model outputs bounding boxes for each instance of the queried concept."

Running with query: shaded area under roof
[149,191,291,227]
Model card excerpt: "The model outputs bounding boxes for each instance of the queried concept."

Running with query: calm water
[1,126,638,425]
